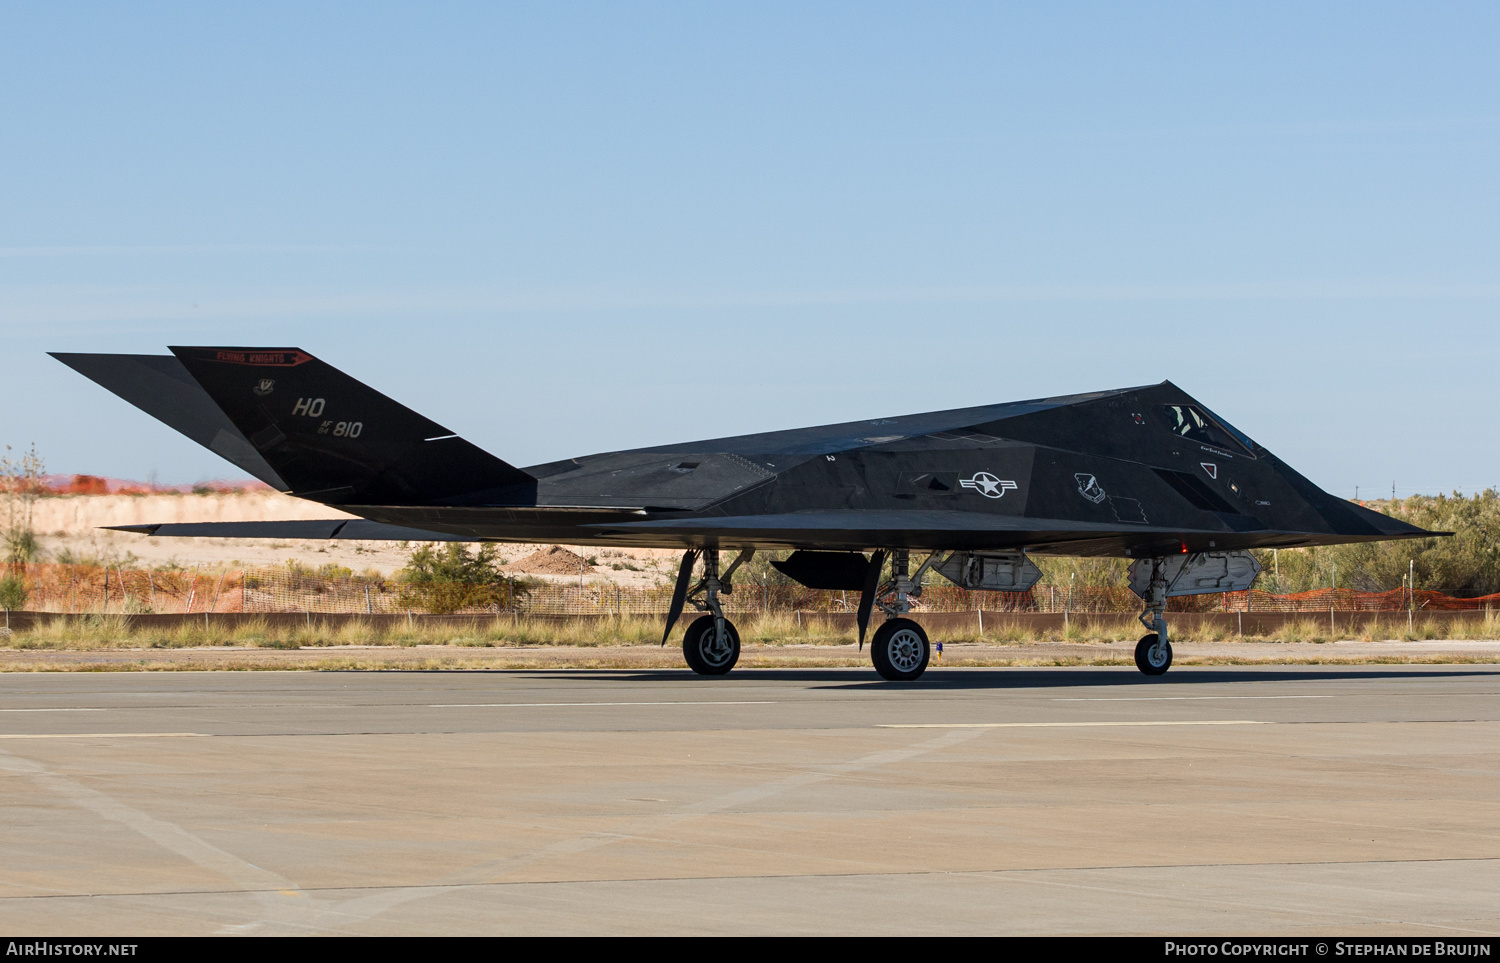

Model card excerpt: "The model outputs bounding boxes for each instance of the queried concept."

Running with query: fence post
[208,571,225,614]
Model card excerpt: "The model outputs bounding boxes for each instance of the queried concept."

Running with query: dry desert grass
[4,611,1500,652]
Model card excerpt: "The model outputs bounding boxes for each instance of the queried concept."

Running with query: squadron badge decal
[1075,472,1107,504]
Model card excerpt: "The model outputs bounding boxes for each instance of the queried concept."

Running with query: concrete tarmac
[0,665,1497,935]
[4,638,1498,671]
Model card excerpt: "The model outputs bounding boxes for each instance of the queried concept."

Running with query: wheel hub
[701,623,733,666]
[887,629,924,673]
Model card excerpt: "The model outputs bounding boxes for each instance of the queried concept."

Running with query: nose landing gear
[1134,633,1172,675]
[1136,556,1174,676]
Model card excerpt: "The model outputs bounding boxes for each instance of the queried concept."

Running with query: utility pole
[1409,558,1415,632]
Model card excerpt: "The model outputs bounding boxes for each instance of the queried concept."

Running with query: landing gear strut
[666,548,753,676]
[1135,557,1174,676]
[866,549,942,681]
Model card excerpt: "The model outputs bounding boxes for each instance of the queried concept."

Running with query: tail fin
[167,346,534,506]
[50,352,289,490]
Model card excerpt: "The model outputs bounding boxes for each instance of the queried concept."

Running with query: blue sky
[3,2,1497,497]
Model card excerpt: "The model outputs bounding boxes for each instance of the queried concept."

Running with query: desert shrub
[2,443,44,566]
[398,543,531,614]
[0,576,26,611]
[285,560,354,580]
[1253,490,1500,597]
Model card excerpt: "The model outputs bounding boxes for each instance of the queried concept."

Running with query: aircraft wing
[583,509,1434,555]
[104,519,475,541]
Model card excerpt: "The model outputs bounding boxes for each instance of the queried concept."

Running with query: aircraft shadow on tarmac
[432,665,1500,691]
[799,666,1500,691]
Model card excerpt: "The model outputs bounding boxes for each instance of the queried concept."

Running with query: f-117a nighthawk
[54,347,1435,680]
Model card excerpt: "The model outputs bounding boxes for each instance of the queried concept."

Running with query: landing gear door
[1128,551,1261,598]
[936,552,1043,592]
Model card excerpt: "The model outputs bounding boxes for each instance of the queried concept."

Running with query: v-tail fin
[50,352,289,490]
[166,347,534,506]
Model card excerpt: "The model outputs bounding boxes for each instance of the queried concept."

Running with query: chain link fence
[9,563,1500,616]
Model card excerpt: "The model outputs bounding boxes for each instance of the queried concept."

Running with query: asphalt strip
[879,720,1271,729]
[426,701,778,708]
[0,732,208,739]
[0,701,780,713]
[1051,695,1332,701]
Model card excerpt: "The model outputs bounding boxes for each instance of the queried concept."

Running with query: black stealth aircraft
[54,347,1434,680]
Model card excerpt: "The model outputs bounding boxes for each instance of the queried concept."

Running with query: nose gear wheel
[1134,633,1172,675]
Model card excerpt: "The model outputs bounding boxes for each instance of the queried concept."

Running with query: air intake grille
[1152,468,1240,514]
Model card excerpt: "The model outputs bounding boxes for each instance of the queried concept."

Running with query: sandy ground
[30,492,681,586]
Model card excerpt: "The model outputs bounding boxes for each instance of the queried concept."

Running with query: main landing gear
[864,549,943,682]
[683,614,740,675]
[663,546,946,682]
[1135,556,1174,676]
[870,618,929,681]
[664,548,753,676]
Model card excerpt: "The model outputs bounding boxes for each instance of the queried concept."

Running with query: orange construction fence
[7,564,1500,617]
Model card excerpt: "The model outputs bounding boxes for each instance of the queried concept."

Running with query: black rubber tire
[682,615,740,675]
[871,618,930,681]
[1134,633,1172,675]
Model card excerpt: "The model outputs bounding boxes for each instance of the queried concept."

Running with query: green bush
[398,543,531,614]
[4,529,38,564]
[0,575,27,611]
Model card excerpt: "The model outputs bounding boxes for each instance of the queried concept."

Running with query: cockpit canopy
[1162,404,1255,457]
